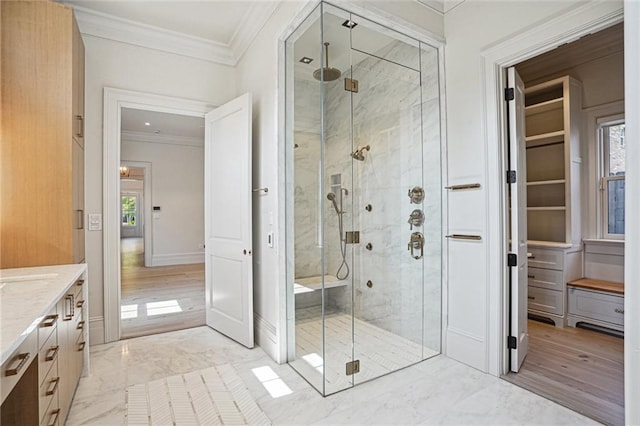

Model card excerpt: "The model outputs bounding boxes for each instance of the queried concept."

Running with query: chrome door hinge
[344,78,359,93]
[346,360,360,375]
[345,231,360,244]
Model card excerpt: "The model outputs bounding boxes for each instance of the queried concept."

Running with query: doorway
[118,108,206,339]
[503,23,625,425]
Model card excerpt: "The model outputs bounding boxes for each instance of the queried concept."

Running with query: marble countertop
[0,264,87,365]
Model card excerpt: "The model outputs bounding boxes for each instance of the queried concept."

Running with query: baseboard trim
[151,253,205,267]
[89,316,105,345]
[254,313,280,363]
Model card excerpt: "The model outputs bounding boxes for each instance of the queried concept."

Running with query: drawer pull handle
[46,377,60,396]
[45,345,60,362]
[41,314,59,328]
[64,295,74,320]
[527,254,535,259]
[615,308,624,314]
[76,299,85,308]
[528,296,535,300]
[47,409,60,426]
[5,352,30,376]
[77,320,85,330]
[527,275,535,279]
[78,341,86,351]
[76,279,84,287]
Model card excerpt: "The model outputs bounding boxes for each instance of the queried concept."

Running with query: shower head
[326,192,341,214]
[351,145,370,161]
[313,43,342,82]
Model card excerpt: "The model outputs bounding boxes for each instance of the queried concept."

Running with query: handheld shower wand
[326,192,350,280]
[326,192,341,214]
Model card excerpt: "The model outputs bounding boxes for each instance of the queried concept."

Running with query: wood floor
[120,238,205,339]
[504,319,624,426]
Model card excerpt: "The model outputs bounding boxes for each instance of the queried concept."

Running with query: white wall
[235,0,444,362]
[84,34,237,344]
[121,138,204,266]
[443,0,623,372]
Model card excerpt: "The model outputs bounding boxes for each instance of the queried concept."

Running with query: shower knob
[365,204,373,212]
[365,243,373,251]
[408,209,425,230]
[366,280,373,288]
[408,186,425,204]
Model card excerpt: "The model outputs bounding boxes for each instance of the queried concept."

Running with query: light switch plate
[88,213,102,231]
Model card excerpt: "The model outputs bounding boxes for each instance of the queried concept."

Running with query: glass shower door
[348,15,434,384]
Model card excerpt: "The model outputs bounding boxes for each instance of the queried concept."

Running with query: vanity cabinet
[1,265,88,426]
[0,0,85,268]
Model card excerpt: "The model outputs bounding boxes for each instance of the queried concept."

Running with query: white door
[507,67,528,371]
[204,93,254,348]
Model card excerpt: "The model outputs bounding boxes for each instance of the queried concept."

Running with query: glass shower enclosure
[285,2,443,396]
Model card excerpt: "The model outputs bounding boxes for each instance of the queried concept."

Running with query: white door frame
[120,160,152,266]
[103,87,215,343]
[479,2,623,376]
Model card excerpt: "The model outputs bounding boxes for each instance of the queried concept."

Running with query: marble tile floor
[68,326,599,425]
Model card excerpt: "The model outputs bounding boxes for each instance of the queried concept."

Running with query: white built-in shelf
[527,179,566,186]
[525,130,565,148]
[294,275,348,294]
[525,97,563,115]
[527,206,566,211]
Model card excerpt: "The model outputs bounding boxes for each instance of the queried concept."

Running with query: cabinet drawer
[38,307,58,350]
[38,328,58,387]
[40,404,60,426]
[39,362,59,423]
[1,330,37,404]
[528,248,563,270]
[527,267,563,291]
[568,287,624,326]
[528,287,564,316]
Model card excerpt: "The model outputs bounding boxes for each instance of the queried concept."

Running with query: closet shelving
[525,76,582,246]
[524,75,583,327]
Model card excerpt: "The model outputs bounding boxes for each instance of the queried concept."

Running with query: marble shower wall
[322,40,442,350]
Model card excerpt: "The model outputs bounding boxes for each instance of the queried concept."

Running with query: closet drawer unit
[528,248,563,270]
[527,267,563,291]
[528,287,563,316]
[568,287,624,327]
[38,330,58,387]
[39,362,59,424]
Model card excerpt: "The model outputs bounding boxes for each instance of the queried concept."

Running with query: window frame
[121,193,139,228]
[598,115,625,240]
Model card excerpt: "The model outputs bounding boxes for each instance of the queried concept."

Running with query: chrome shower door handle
[407,232,425,259]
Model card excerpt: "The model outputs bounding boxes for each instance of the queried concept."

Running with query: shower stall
[285,2,443,396]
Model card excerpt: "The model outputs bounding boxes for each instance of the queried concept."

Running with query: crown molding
[121,130,203,147]
[229,2,281,64]
[71,4,236,65]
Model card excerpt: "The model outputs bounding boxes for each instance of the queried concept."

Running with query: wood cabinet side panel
[1,1,74,268]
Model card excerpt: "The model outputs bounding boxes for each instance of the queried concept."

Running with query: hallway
[120,237,205,338]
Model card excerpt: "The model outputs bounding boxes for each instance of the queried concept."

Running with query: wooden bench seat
[567,278,624,294]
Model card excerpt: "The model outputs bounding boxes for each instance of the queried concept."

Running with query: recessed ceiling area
[121,108,204,139]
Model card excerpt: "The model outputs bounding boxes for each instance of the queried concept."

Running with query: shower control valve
[408,186,425,204]
[408,209,425,230]
[407,232,425,260]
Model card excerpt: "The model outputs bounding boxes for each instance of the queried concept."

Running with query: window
[121,195,137,227]
[600,121,625,238]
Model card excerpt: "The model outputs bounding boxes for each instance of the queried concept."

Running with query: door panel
[507,67,529,372]
[204,93,254,348]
